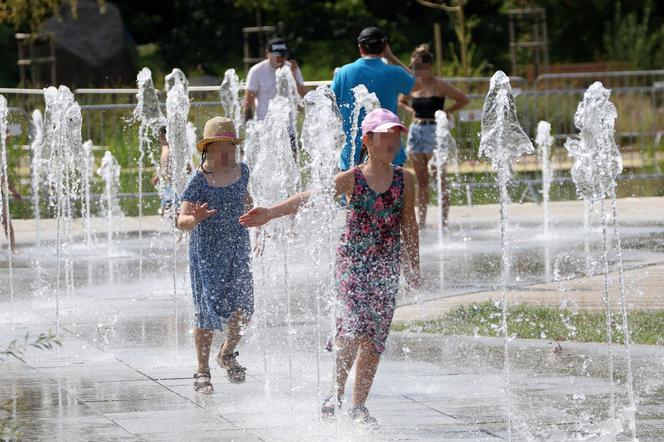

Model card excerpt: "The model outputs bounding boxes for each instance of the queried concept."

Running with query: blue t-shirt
[331,58,415,170]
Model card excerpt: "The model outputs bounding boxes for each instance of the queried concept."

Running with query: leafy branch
[0,331,61,361]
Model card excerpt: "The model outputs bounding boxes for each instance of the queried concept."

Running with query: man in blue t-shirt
[331,27,415,170]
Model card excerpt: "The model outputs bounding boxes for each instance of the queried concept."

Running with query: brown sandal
[216,351,246,384]
[321,394,342,421]
[193,371,214,394]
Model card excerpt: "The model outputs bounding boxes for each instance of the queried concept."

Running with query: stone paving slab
[2,197,664,440]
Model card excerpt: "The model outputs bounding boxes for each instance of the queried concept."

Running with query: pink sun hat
[361,108,408,136]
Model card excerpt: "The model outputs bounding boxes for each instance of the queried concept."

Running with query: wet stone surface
[1,204,664,440]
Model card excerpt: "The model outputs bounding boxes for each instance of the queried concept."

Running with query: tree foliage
[603,1,664,69]
[0,0,106,32]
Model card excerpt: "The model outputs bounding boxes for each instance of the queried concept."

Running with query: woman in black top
[399,44,469,228]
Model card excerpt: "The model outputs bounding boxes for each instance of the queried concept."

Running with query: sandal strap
[221,351,240,361]
[194,372,211,379]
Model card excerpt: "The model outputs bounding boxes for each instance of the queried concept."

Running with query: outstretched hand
[191,202,217,222]
[239,207,272,228]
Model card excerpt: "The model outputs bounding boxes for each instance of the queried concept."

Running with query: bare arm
[239,191,311,227]
[159,144,170,179]
[401,170,422,287]
[382,43,412,75]
[289,60,308,97]
[438,79,470,114]
[176,200,217,231]
[243,89,257,121]
[399,93,414,115]
[239,170,355,227]
[296,82,308,97]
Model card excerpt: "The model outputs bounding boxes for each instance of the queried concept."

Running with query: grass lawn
[392,301,664,346]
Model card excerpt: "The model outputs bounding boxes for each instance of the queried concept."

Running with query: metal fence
[1,69,663,210]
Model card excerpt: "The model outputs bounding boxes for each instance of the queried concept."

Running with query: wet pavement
[1,198,664,440]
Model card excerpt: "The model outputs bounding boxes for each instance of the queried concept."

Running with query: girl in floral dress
[240,108,421,426]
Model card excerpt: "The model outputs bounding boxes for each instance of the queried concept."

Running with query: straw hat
[196,116,242,152]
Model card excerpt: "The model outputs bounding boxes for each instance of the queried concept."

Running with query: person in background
[331,27,415,171]
[399,44,469,228]
[243,37,306,122]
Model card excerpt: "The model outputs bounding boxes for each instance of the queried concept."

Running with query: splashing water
[220,68,244,141]
[349,85,380,167]
[186,121,197,160]
[253,96,299,207]
[165,68,191,358]
[435,110,457,166]
[134,68,166,275]
[82,140,95,245]
[276,66,303,128]
[479,71,534,441]
[299,86,345,393]
[564,81,637,439]
[243,119,263,171]
[134,67,166,135]
[29,110,45,248]
[165,68,191,198]
[96,151,122,255]
[301,87,345,191]
[564,82,622,203]
[434,110,457,229]
[0,96,12,300]
[432,110,457,290]
[535,121,554,239]
[43,85,83,332]
[252,96,300,399]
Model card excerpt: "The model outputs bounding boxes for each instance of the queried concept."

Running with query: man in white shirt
[243,38,306,121]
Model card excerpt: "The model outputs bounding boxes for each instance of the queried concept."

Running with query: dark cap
[267,38,289,56]
[357,27,386,44]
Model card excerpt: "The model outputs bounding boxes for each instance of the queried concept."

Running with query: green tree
[0,0,106,31]
[603,1,664,69]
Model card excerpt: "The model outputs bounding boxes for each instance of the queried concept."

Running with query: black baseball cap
[357,27,386,44]
[267,38,289,57]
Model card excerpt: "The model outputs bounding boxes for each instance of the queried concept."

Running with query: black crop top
[411,96,446,119]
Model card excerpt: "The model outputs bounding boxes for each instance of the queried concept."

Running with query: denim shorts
[407,122,436,154]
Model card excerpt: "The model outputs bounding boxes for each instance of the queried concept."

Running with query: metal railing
[1,70,663,212]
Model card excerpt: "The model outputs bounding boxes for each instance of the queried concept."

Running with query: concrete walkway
[1,197,663,440]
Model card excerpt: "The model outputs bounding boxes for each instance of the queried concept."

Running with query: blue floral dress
[181,164,254,330]
[335,166,404,353]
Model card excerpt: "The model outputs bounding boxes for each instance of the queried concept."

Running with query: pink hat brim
[368,122,408,134]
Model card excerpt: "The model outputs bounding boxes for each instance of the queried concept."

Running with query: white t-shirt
[246,59,304,120]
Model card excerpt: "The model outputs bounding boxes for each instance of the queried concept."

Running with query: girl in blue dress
[177,116,254,394]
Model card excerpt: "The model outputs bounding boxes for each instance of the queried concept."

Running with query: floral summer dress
[181,164,254,330]
[335,165,404,353]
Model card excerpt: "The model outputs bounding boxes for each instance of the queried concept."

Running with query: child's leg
[194,327,214,373]
[333,336,359,399]
[351,336,381,407]
[221,309,250,355]
[410,153,431,226]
